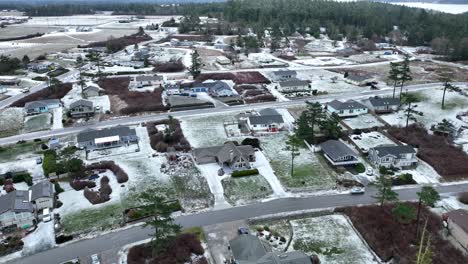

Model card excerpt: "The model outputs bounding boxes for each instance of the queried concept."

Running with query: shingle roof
[204,81,231,92]
[272,70,297,76]
[193,142,254,165]
[327,100,367,111]
[30,181,54,201]
[84,86,101,93]
[249,108,284,125]
[279,80,309,87]
[371,145,416,158]
[368,97,400,107]
[229,235,267,261]
[320,140,357,161]
[77,126,136,143]
[24,99,61,110]
[70,99,93,109]
[346,73,374,82]
[135,75,163,82]
[0,190,34,215]
[447,209,468,234]
[258,251,312,264]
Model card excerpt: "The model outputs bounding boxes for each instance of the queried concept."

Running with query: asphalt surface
[10,183,468,264]
[0,81,461,146]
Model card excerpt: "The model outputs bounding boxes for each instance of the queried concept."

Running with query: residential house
[277,80,310,93]
[193,142,256,170]
[69,99,95,118]
[247,108,285,132]
[344,73,376,86]
[229,234,312,264]
[214,38,230,50]
[132,47,150,61]
[165,82,181,95]
[189,86,209,93]
[132,75,164,89]
[0,190,36,230]
[27,61,56,73]
[216,56,231,65]
[320,140,359,166]
[367,96,400,113]
[24,99,61,115]
[326,100,368,117]
[368,145,417,169]
[83,86,102,98]
[205,81,234,97]
[0,76,20,86]
[30,181,55,210]
[77,126,138,151]
[170,39,194,47]
[270,70,297,82]
[446,209,468,251]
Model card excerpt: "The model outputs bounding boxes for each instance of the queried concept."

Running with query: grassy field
[23,113,51,133]
[0,142,42,162]
[261,133,336,190]
[61,203,123,235]
[222,174,273,205]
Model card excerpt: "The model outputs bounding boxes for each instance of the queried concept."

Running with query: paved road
[0,82,459,146]
[0,69,79,109]
[9,183,468,264]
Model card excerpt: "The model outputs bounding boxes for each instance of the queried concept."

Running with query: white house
[367,96,400,113]
[247,108,285,133]
[277,80,310,93]
[270,70,297,82]
[368,145,418,169]
[326,100,368,117]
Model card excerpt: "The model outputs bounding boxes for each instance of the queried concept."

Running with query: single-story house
[69,99,95,118]
[193,142,255,170]
[446,209,468,251]
[205,81,234,97]
[27,62,55,73]
[320,140,359,166]
[277,79,310,93]
[247,108,285,132]
[367,96,400,113]
[24,99,61,115]
[368,145,417,169]
[77,126,138,151]
[216,56,231,65]
[326,100,368,117]
[344,73,376,86]
[133,75,164,88]
[0,76,20,86]
[229,234,312,264]
[170,39,194,47]
[30,181,55,210]
[165,82,181,95]
[190,86,209,93]
[0,190,36,230]
[83,86,102,98]
[270,70,297,82]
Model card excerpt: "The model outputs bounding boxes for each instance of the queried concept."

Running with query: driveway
[204,220,247,264]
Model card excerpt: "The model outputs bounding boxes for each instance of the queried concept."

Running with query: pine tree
[296,102,326,144]
[388,62,401,99]
[398,55,413,102]
[373,175,398,208]
[415,186,440,240]
[438,68,460,109]
[22,55,30,66]
[190,50,201,78]
[285,134,301,177]
[320,113,342,140]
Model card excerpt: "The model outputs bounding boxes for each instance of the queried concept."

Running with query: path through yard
[254,151,288,197]
[51,107,63,130]
[197,163,231,209]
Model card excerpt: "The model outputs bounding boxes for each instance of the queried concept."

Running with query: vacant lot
[23,113,51,133]
[11,83,72,107]
[338,204,468,264]
[222,174,273,205]
[196,71,271,84]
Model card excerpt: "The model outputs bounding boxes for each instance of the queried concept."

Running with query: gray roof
[0,190,34,215]
[447,209,468,234]
[346,73,374,82]
[30,181,54,201]
[279,80,309,87]
[70,99,93,109]
[230,235,267,262]
[135,75,163,82]
[368,97,400,107]
[84,86,101,93]
[258,252,312,264]
[77,126,136,143]
[327,100,367,111]
[193,142,255,165]
[204,81,231,92]
[24,99,61,110]
[272,70,297,76]
[320,140,357,161]
[371,145,415,158]
[249,108,284,125]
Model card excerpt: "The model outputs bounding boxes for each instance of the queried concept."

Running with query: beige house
[31,181,55,210]
[446,209,468,251]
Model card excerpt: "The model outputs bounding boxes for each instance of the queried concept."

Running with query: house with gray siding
[368,145,417,169]
[77,126,138,151]
[277,80,310,93]
[270,70,297,82]
[247,108,285,132]
[320,140,359,166]
[83,86,102,98]
[24,99,61,116]
[367,96,400,113]
[0,191,36,230]
[69,99,95,118]
[193,142,255,170]
[30,181,55,210]
[326,100,368,117]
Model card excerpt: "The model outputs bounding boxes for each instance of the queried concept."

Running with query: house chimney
[229,150,234,162]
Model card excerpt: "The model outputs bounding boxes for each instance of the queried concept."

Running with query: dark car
[238,227,249,235]
[88,174,100,180]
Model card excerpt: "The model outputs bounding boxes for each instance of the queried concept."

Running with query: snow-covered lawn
[399,159,442,184]
[290,215,378,264]
[261,132,336,191]
[0,158,44,193]
[381,89,468,129]
[22,221,55,256]
[221,174,273,206]
[62,83,110,113]
[253,151,287,197]
[295,57,353,66]
[342,114,386,130]
[0,107,23,137]
[23,113,51,133]
[349,131,395,153]
[51,107,63,130]
[296,69,367,95]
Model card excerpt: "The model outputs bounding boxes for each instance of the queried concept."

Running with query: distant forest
[1,0,467,60]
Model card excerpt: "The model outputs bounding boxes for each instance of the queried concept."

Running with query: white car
[366,168,374,176]
[91,254,100,264]
[350,187,365,195]
[21,88,30,93]
[42,208,52,222]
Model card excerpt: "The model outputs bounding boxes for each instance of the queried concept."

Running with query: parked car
[88,174,100,180]
[238,227,249,235]
[366,168,373,176]
[36,157,43,165]
[350,187,365,195]
[21,88,30,93]
[91,254,100,264]
[43,208,52,222]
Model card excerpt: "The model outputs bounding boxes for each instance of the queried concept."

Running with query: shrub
[355,163,365,173]
[241,138,261,149]
[153,59,185,72]
[70,179,96,191]
[42,150,57,176]
[84,186,111,205]
[263,226,270,232]
[231,169,259,178]
[0,177,4,186]
[379,166,394,176]
[392,173,417,186]
[11,83,72,107]
[55,235,73,244]
[458,192,468,205]
[256,226,264,232]
[86,161,129,183]
[54,182,64,194]
[12,173,33,186]
[55,200,63,208]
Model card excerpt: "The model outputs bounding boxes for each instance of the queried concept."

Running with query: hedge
[12,173,33,186]
[54,182,64,194]
[231,169,259,178]
[42,150,58,176]
[392,173,417,186]
[355,163,365,174]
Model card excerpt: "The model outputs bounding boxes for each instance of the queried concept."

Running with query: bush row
[86,161,129,183]
[231,169,259,178]
[11,83,72,107]
[83,176,112,204]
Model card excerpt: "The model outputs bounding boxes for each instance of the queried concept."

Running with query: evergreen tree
[404,100,423,130]
[190,50,201,78]
[285,134,301,177]
[373,175,398,208]
[392,202,416,224]
[438,68,460,109]
[415,186,440,240]
[296,102,326,144]
[320,113,342,140]
[398,55,413,102]
[22,55,30,66]
[388,62,401,99]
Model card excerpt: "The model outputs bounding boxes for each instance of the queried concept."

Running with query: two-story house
[69,99,95,118]
[30,181,55,210]
[0,190,36,230]
[193,142,256,171]
[24,99,61,116]
[368,145,417,169]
